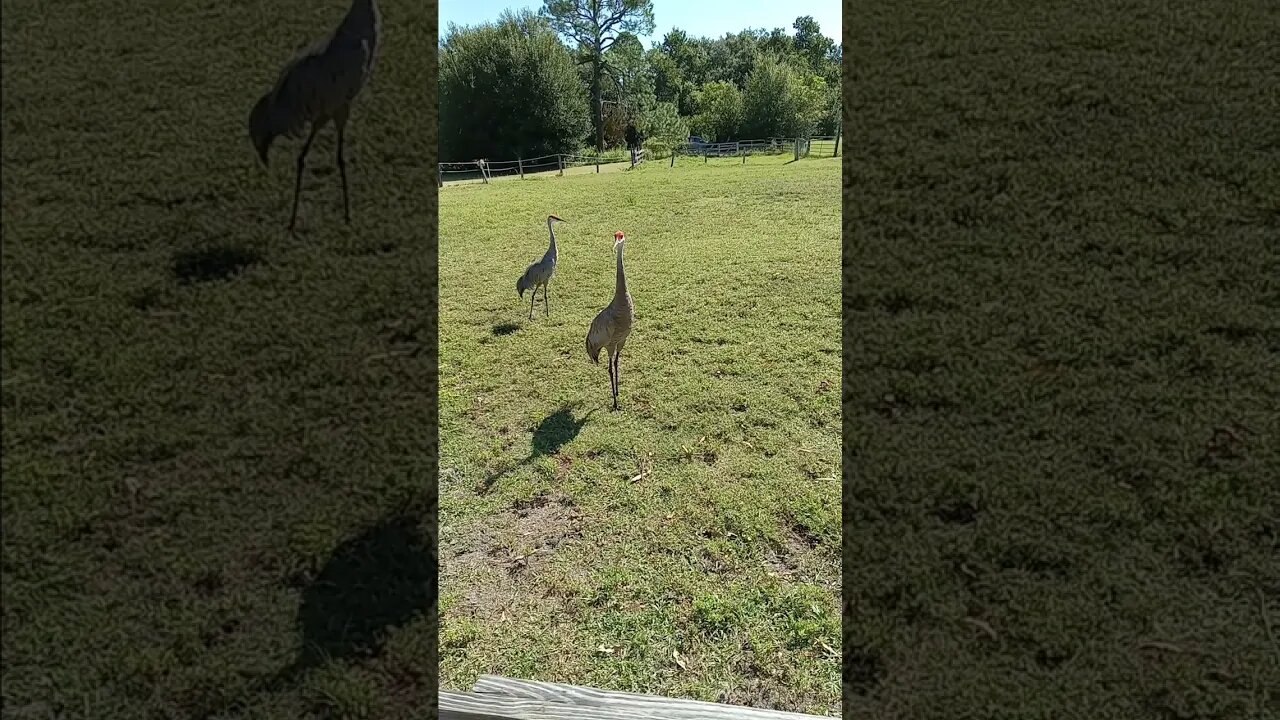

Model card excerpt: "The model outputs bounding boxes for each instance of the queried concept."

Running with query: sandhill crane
[586,232,635,411]
[517,215,565,320]
[248,0,381,232]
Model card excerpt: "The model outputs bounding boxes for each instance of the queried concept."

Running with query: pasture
[438,153,842,714]
[843,1,1280,718]
[3,0,437,716]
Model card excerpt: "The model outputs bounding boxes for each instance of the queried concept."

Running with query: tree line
[439,0,841,163]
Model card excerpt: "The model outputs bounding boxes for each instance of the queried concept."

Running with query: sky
[439,0,841,47]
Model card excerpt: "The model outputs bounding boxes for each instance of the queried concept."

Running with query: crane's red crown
[614,231,625,240]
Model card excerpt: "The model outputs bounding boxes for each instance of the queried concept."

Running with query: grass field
[438,153,842,713]
[843,1,1280,718]
[2,0,439,717]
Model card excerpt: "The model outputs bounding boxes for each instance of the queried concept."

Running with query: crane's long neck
[339,0,380,39]
[613,242,628,300]
[547,220,558,261]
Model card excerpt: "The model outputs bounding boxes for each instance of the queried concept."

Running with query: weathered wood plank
[440,690,831,720]
[441,691,671,720]
[466,675,830,719]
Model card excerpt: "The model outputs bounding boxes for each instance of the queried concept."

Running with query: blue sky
[439,0,840,46]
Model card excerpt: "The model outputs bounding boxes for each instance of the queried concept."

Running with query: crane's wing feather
[265,41,330,138]
[586,310,612,364]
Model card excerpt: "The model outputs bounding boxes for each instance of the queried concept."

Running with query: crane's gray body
[518,217,560,320]
[249,0,381,230]
[587,237,634,410]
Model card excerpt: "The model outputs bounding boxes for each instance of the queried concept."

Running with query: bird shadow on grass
[288,513,435,672]
[227,497,436,710]
[171,241,259,285]
[479,405,595,493]
[531,406,593,457]
[492,322,521,336]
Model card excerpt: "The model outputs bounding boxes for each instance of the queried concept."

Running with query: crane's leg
[289,125,320,233]
[544,284,550,316]
[614,350,621,387]
[336,125,351,224]
[607,354,617,410]
[529,287,537,320]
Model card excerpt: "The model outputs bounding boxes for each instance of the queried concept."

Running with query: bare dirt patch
[764,521,824,580]
[444,491,585,620]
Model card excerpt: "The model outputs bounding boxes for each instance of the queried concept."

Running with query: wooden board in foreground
[439,674,833,720]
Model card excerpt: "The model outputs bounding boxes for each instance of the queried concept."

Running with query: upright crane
[517,215,565,320]
[586,232,635,411]
[248,0,381,232]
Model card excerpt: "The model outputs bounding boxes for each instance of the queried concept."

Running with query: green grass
[3,0,438,717]
[843,1,1280,718]
[438,153,841,713]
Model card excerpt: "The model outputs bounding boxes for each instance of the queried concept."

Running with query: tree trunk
[591,61,604,152]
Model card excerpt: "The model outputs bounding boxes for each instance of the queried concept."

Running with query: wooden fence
[670,135,839,165]
[440,674,834,720]
[439,135,837,186]
[439,151,636,185]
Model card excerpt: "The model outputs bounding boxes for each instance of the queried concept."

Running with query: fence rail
[441,674,832,719]
[440,135,838,185]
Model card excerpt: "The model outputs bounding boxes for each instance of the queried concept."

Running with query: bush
[740,54,827,139]
[689,81,743,141]
[639,101,688,154]
[439,10,590,162]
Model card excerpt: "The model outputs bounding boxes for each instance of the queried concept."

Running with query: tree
[706,31,762,88]
[658,29,711,93]
[639,101,688,154]
[791,16,836,76]
[604,32,656,123]
[647,50,690,113]
[690,81,743,141]
[439,10,590,162]
[542,0,655,152]
[741,54,827,139]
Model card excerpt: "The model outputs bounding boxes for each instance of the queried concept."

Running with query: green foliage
[439,10,589,161]
[706,31,762,88]
[604,32,656,119]
[647,50,692,114]
[791,16,836,76]
[542,0,656,46]
[690,81,744,141]
[442,10,840,155]
[639,101,688,153]
[542,0,656,150]
[741,55,827,139]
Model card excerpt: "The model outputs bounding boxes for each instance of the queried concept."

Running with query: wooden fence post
[833,125,841,157]
[518,157,524,179]
[596,156,600,173]
[558,155,564,176]
[670,149,676,167]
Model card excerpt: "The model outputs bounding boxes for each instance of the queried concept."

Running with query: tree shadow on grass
[478,404,595,493]
[492,322,520,336]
